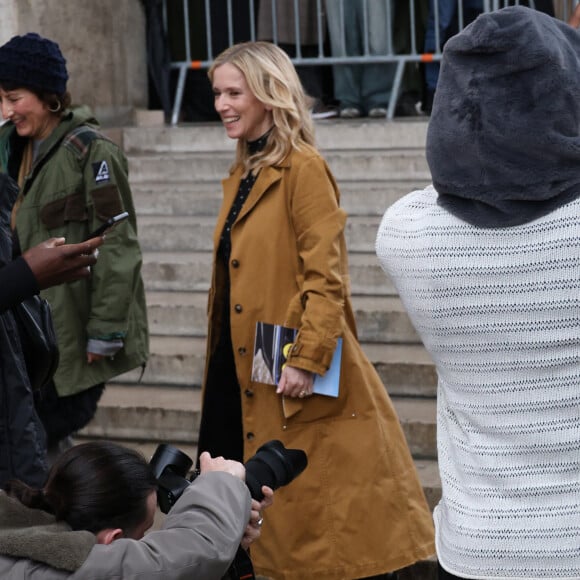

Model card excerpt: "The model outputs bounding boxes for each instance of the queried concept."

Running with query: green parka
[0,107,148,396]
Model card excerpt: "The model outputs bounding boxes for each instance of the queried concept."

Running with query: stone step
[146,291,208,337]
[352,295,421,343]
[141,251,212,293]
[414,460,442,515]
[122,119,429,155]
[128,149,431,185]
[71,436,199,469]
[79,383,438,469]
[394,397,437,460]
[132,183,223,218]
[370,343,437,398]
[131,179,428,218]
[137,214,386,254]
[146,291,420,344]
[116,335,436,397]
[141,250,398,296]
[80,384,202,444]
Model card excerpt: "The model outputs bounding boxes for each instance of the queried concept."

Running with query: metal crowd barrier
[162,0,577,125]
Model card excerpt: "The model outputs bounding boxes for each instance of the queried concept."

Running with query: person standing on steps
[258,0,337,119]
[324,0,397,118]
[0,171,103,488]
[0,33,149,462]
[377,7,580,579]
[197,40,434,580]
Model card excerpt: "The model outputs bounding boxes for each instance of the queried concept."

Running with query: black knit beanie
[427,6,580,227]
[0,33,68,95]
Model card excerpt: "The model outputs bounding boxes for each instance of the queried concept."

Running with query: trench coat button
[238,347,246,355]
[234,304,243,313]
[244,389,254,397]
[231,259,240,268]
[246,432,255,440]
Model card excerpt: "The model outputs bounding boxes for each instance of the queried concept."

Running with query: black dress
[197,133,268,463]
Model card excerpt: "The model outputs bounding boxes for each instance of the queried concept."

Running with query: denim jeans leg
[325,0,363,109]
[424,0,457,91]
[362,0,396,110]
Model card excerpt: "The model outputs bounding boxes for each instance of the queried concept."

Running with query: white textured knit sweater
[376,186,580,579]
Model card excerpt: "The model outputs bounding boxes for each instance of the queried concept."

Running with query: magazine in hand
[251,321,342,397]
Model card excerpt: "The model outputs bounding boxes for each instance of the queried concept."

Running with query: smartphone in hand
[84,211,129,240]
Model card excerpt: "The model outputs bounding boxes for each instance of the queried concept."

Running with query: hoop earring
[48,101,62,114]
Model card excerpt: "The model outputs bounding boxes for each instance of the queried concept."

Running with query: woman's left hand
[276,365,314,398]
[241,486,274,550]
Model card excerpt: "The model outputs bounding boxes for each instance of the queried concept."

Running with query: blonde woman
[197,41,434,580]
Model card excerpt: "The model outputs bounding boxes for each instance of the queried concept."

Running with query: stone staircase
[78,118,439,577]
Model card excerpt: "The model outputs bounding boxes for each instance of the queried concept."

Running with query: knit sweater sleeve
[376,187,580,579]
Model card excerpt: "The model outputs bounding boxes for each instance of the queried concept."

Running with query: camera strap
[226,546,256,580]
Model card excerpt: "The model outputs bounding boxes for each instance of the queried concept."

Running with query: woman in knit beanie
[0,33,149,480]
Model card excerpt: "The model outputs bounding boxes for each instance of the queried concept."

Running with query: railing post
[171,65,187,126]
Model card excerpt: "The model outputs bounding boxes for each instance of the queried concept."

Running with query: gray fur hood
[0,491,95,572]
[427,6,580,227]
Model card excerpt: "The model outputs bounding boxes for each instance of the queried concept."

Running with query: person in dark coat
[0,173,101,487]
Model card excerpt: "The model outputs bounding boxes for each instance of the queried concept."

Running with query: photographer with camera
[0,441,273,579]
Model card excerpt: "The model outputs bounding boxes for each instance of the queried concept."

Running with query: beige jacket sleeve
[9,472,251,580]
[75,472,251,580]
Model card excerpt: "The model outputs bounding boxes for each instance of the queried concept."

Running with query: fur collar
[427,7,580,227]
[0,491,95,572]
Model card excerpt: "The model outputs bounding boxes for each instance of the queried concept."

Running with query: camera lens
[149,444,192,479]
[244,440,307,500]
[150,444,194,513]
[150,440,307,511]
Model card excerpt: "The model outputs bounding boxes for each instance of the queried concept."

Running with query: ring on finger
[257,517,264,527]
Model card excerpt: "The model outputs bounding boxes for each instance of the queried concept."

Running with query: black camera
[150,439,308,514]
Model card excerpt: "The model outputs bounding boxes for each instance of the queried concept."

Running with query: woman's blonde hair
[208,41,316,175]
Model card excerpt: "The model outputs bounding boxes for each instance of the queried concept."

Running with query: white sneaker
[368,107,388,118]
[339,107,361,119]
[311,101,339,119]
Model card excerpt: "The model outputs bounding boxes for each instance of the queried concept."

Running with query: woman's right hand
[23,236,103,289]
[241,486,274,550]
[276,365,314,398]
[199,451,246,481]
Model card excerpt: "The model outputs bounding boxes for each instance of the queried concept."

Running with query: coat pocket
[90,184,124,221]
[40,192,87,229]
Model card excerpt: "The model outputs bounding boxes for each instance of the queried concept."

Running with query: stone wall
[0,0,147,126]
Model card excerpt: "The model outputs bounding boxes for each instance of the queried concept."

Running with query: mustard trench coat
[202,146,434,580]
